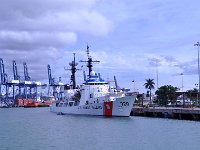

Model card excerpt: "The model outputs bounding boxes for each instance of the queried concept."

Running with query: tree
[186,88,198,104]
[187,88,198,93]
[155,85,179,106]
[144,79,155,104]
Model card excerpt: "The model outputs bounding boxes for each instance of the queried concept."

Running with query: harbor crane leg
[13,60,20,105]
[0,58,8,106]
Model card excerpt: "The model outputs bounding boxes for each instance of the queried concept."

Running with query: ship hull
[50,96,135,117]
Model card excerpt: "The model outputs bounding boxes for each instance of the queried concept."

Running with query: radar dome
[90,71,95,76]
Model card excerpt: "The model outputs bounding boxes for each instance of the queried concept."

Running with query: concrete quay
[131,106,200,121]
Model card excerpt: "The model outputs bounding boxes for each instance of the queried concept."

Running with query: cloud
[0,48,62,81]
[0,31,77,50]
[0,0,113,83]
[173,60,198,75]
[0,0,112,36]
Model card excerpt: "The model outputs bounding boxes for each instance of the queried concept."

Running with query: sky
[0,0,200,93]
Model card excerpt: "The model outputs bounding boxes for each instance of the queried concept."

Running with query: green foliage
[146,90,150,97]
[186,88,198,100]
[155,85,179,106]
[187,88,198,93]
[144,79,155,104]
[144,79,155,90]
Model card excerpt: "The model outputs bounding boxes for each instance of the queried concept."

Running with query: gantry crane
[47,64,64,100]
[0,58,8,106]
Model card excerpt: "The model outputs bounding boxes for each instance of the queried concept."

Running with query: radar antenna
[80,45,100,76]
[65,53,81,89]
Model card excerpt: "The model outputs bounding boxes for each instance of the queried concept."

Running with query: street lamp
[195,83,198,105]
[132,80,135,92]
[194,42,200,106]
[180,73,184,105]
[180,73,184,93]
[156,60,159,90]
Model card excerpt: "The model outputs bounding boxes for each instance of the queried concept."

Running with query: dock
[131,106,200,121]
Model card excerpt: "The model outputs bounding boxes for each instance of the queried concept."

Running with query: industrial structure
[0,46,129,108]
[0,58,46,107]
[47,64,64,101]
[0,52,86,107]
[46,53,82,102]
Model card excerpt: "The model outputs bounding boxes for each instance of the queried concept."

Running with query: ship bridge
[85,71,107,85]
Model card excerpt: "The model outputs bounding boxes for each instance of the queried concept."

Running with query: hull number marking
[120,102,129,106]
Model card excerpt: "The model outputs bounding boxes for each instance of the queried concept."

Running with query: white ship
[50,47,136,117]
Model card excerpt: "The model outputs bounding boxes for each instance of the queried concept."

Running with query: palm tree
[144,79,155,104]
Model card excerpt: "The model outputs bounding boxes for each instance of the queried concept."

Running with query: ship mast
[80,45,100,76]
[65,53,81,89]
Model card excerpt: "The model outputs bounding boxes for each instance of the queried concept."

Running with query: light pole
[180,73,184,105]
[156,60,159,90]
[195,83,198,105]
[194,42,200,106]
[132,80,135,92]
[180,73,184,93]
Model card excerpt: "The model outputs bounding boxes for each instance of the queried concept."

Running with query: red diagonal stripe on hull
[104,101,113,116]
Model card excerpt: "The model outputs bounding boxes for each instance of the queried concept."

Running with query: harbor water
[0,108,200,150]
